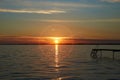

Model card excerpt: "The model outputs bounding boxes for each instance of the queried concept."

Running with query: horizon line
[0,37,120,45]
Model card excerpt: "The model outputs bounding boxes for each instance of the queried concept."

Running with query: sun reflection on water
[54,44,63,80]
[53,37,61,68]
[55,44,59,69]
[56,77,62,80]
[53,37,63,79]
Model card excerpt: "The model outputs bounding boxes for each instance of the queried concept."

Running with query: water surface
[0,45,120,80]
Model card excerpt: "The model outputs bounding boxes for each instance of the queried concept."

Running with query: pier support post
[90,50,98,59]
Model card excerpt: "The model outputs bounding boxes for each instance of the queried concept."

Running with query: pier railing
[90,49,120,60]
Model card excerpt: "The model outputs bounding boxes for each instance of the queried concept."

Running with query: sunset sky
[0,0,120,40]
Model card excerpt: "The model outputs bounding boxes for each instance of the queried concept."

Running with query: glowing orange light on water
[55,44,59,68]
[48,37,61,68]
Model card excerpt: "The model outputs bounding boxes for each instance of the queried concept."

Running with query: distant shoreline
[0,38,120,45]
[0,43,120,45]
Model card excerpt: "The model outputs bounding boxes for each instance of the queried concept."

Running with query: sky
[0,0,120,39]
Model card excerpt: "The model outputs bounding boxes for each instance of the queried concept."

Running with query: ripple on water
[53,76,84,80]
[14,77,51,80]
[107,79,120,80]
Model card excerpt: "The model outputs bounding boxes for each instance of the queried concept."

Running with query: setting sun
[54,38,60,44]
[47,37,63,44]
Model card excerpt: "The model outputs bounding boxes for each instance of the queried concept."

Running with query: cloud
[38,19,120,23]
[0,0,101,9]
[0,8,66,14]
[45,2,99,8]
[101,0,120,3]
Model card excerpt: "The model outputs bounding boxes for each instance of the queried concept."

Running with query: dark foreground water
[0,45,120,80]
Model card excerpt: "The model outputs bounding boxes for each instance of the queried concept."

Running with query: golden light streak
[53,37,60,68]
[55,44,59,68]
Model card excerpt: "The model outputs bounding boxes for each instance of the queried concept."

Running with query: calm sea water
[0,45,120,80]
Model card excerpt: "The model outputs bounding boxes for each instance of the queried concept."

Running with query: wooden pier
[90,49,120,60]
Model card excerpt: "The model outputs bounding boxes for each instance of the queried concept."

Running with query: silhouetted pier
[90,49,120,60]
